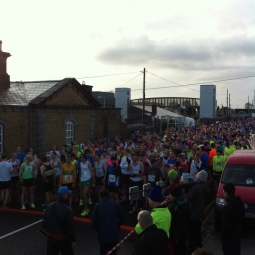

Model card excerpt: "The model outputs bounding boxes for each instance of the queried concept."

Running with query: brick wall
[0,110,29,155]
[45,85,88,106]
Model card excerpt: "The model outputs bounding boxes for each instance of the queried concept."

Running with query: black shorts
[22,178,34,187]
[121,174,131,184]
[0,181,11,189]
[43,179,54,192]
[95,176,104,186]
[108,186,119,194]
[11,176,19,184]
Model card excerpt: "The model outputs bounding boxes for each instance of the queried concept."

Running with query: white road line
[0,219,42,240]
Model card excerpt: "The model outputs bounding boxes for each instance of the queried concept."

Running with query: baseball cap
[58,186,72,195]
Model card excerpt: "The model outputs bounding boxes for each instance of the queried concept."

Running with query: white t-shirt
[0,161,13,181]
[80,161,91,181]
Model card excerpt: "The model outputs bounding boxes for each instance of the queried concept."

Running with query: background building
[115,88,131,121]
[92,91,115,108]
[200,85,216,119]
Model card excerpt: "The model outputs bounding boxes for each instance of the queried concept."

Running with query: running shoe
[21,205,26,210]
[79,199,83,206]
[88,199,93,205]
[80,210,88,217]
[86,208,90,213]
[30,203,36,209]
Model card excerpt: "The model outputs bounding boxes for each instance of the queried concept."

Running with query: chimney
[0,40,11,89]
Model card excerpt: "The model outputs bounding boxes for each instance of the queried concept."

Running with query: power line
[118,72,143,88]
[76,71,141,79]
[231,94,246,102]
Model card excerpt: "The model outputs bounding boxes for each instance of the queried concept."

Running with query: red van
[215,150,255,222]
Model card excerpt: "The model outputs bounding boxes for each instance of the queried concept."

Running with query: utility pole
[142,68,146,124]
[229,93,230,118]
[248,96,249,114]
[226,89,228,117]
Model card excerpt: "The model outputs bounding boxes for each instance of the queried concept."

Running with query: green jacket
[213,155,225,173]
[135,206,171,237]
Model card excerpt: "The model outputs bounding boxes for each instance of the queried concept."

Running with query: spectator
[134,210,169,255]
[221,183,245,255]
[199,146,209,172]
[92,188,125,255]
[169,186,190,255]
[186,170,211,254]
[135,185,171,237]
[42,186,76,255]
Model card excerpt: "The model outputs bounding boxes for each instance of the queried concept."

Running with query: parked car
[215,150,255,223]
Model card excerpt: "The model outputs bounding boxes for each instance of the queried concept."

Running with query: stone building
[0,41,121,156]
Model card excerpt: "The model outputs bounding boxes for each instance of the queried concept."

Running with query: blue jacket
[200,152,209,171]
[92,197,125,243]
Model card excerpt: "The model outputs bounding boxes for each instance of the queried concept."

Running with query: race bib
[133,171,139,175]
[216,162,221,167]
[27,167,32,173]
[64,175,73,182]
[148,175,155,182]
[109,175,116,182]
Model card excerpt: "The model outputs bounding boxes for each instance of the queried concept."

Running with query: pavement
[1,185,255,255]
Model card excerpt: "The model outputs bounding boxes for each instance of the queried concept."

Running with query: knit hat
[169,186,182,198]
[180,173,194,183]
[196,170,208,182]
[148,185,163,202]
[223,183,235,195]
[168,169,178,180]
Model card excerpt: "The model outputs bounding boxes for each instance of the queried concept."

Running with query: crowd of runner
[0,117,254,254]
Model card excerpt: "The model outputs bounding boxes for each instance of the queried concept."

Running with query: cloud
[97,35,255,71]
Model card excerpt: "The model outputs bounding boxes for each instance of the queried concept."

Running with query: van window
[221,164,255,187]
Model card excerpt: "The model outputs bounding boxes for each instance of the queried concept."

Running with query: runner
[106,155,121,204]
[94,153,107,194]
[0,154,13,207]
[80,154,95,217]
[8,153,20,204]
[129,153,144,213]
[40,155,55,209]
[60,155,76,208]
[51,151,62,197]
[19,155,36,209]
[143,159,163,188]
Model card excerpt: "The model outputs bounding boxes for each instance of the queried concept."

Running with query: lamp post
[98,96,105,108]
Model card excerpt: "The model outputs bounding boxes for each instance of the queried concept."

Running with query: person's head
[58,186,72,200]
[192,248,214,255]
[10,153,17,160]
[139,153,144,162]
[180,173,194,184]
[131,153,138,163]
[216,150,221,156]
[80,154,87,162]
[151,159,157,167]
[177,154,183,162]
[194,153,200,161]
[41,155,48,163]
[169,186,182,200]
[200,145,205,152]
[25,155,32,162]
[148,185,163,207]
[51,151,57,159]
[61,144,67,151]
[223,183,235,198]
[163,163,170,173]
[125,148,131,156]
[16,146,21,153]
[175,160,181,169]
[95,153,101,161]
[225,142,230,148]
[99,188,110,198]
[66,155,72,163]
[211,143,215,148]
[168,169,178,183]
[111,155,117,164]
[137,210,153,231]
[196,170,208,183]
[169,151,176,159]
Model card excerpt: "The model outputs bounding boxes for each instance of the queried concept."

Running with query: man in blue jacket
[92,188,125,255]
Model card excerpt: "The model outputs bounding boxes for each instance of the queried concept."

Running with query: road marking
[0,220,42,240]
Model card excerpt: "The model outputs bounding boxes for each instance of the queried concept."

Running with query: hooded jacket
[221,195,245,241]
[135,205,171,237]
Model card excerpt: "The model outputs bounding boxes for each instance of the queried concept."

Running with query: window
[0,124,3,154]
[65,121,74,147]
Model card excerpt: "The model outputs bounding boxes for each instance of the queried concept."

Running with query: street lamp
[98,96,105,108]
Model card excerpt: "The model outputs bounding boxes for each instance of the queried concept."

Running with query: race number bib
[216,162,221,167]
[109,175,116,182]
[132,171,139,175]
[148,175,155,182]
[64,175,73,182]
[27,167,32,173]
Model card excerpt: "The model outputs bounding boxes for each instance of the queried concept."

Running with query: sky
[1,0,255,108]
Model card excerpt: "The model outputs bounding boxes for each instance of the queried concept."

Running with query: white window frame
[0,124,3,154]
[65,121,74,148]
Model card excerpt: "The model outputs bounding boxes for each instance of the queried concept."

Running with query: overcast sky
[1,0,254,108]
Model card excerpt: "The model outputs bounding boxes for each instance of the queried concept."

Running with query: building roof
[0,78,100,106]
